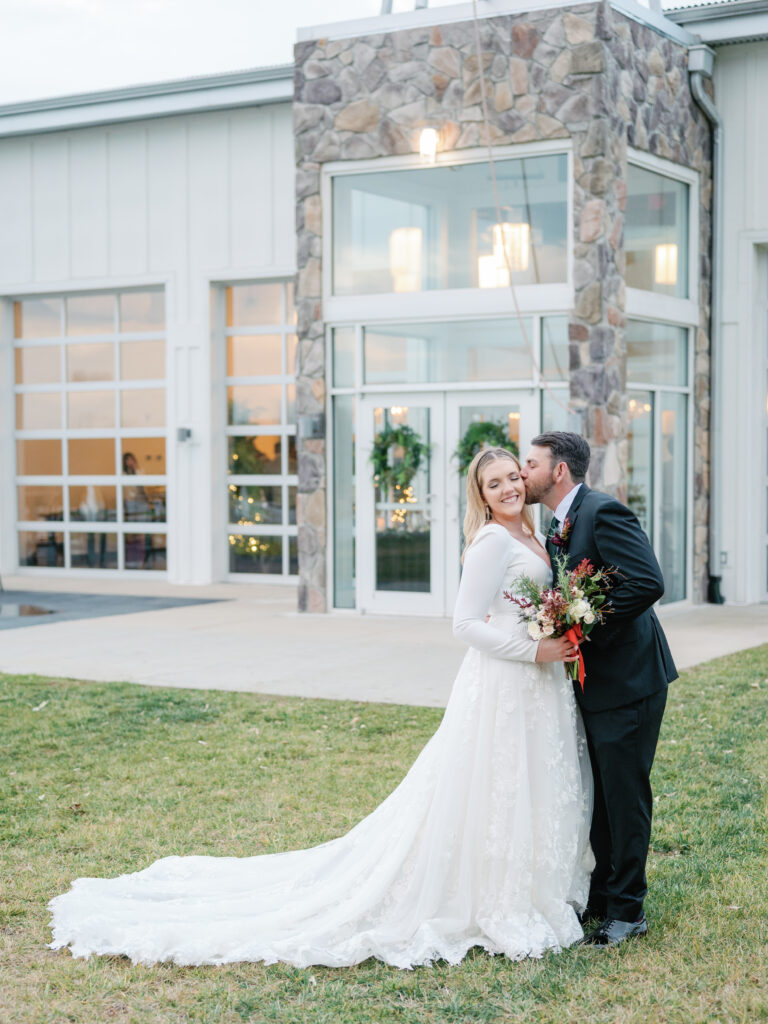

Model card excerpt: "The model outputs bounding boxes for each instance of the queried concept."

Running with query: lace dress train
[49,525,593,968]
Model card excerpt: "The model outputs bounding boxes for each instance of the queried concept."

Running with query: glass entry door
[356,390,537,616]
[358,396,445,615]
[444,391,538,609]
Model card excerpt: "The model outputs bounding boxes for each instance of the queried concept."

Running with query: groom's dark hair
[530,431,590,482]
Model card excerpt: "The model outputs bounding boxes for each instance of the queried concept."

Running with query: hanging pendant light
[477,222,530,288]
[389,227,423,292]
[654,243,678,286]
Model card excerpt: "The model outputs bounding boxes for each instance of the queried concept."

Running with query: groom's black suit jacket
[550,485,677,713]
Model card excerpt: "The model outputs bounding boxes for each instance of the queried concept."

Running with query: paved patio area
[1,575,766,707]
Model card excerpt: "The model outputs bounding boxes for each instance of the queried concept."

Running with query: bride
[49,447,593,968]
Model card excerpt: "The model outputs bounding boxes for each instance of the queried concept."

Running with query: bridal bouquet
[504,556,614,690]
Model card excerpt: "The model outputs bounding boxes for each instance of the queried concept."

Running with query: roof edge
[298,0,697,48]
[0,65,294,138]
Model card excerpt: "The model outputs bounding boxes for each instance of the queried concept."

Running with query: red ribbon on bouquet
[565,625,585,691]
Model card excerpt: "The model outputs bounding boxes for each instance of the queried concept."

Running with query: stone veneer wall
[293,0,712,610]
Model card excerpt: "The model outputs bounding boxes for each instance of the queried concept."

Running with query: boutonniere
[551,516,572,548]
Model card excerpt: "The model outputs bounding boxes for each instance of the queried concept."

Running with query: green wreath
[454,420,519,474]
[370,424,430,490]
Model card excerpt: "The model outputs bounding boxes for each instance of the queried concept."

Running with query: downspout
[689,44,726,603]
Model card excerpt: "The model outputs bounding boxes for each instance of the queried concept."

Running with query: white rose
[568,599,590,620]
[542,622,555,636]
[583,610,595,625]
[528,621,543,640]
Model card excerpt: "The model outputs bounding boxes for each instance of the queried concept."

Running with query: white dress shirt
[552,483,582,529]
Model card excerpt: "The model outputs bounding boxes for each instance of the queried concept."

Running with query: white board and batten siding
[714,43,768,603]
[0,102,296,583]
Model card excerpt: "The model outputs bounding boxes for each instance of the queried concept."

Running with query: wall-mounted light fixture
[419,127,439,163]
[389,227,422,292]
[654,243,678,286]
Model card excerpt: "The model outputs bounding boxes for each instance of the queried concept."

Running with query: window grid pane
[332,154,568,296]
[223,280,297,578]
[13,289,166,572]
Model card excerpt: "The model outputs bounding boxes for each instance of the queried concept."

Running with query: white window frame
[625,148,700,329]
[321,140,574,325]
[10,286,170,576]
[625,316,695,608]
[325,310,570,613]
[624,150,700,608]
[212,277,299,584]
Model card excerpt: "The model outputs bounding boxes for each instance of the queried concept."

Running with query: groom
[520,431,677,947]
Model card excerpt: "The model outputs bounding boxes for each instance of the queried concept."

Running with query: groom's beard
[523,478,556,506]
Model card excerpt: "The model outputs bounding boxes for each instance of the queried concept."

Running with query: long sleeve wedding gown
[49,523,593,968]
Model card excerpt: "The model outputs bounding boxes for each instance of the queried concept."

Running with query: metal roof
[663,0,768,42]
[0,65,294,139]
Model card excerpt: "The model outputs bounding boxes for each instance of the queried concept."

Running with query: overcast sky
[0,0,462,105]
[1,0,687,106]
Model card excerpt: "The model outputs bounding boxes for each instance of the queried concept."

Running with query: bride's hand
[535,635,580,664]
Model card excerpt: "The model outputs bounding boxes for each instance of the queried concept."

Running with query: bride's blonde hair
[462,447,535,561]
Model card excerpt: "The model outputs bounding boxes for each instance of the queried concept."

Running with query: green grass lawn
[2,646,767,1024]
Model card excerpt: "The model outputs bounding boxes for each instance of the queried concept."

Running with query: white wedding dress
[49,524,593,968]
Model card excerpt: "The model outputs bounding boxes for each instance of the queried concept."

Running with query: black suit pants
[580,687,667,921]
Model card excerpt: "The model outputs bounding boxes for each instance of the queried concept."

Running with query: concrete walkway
[1,574,766,707]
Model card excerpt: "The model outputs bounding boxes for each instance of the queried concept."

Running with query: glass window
[659,393,687,603]
[69,485,117,522]
[67,343,114,382]
[17,486,63,522]
[229,484,282,525]
[363,318,532,385]
[17,439,62,476]
[541,316,569,381]
[124,533,166,571]
[626,165,689,298]
[227,283,282,326]
[120,389,165,429]
[120,340,165,380]
[19,530,64,567]
[286,333,298,374]
[627,391,654,538]
[228,535,282,574]
[14,298,62,339]
[16,393,61,430]
[15,346,60,385]
[66,294,115,335]
[333,395,356,609]
[541,389,571,434]
[227,335,282,377]
[333,154,568,295]
[221,279,297,578]
[332,328,355,388]
[70,531,118,569]
[119,291,165,332]
[228,436,282,475]
[69,438,115,475]
[626,320,688,386]
[121,438,166,475]
[13,289,167,572]
[227,385,281,426]
[123,482,166,524]
[68,391,115,429]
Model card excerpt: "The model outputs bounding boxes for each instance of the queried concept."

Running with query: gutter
[688,44,726,603]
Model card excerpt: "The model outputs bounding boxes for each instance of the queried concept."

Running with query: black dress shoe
[580,915,648,947]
